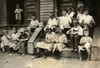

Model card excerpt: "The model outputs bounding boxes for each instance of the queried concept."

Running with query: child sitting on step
[78,29,92,60]
[1,30,11,53]
[52,28,68,60]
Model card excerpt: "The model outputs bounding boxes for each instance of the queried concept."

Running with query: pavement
[0,52,100,68]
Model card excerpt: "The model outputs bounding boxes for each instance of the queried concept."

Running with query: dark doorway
[56,0,77,17]
[7,0,24,25]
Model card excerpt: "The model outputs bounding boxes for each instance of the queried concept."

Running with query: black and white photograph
[0,0,100,68]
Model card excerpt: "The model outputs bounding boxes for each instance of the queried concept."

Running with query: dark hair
[32,14,36,17]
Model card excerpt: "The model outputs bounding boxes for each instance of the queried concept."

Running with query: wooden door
[56,0,77,16]
[25,0,40,25]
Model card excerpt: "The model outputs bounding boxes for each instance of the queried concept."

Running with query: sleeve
[21,9,23,12]
[54,18,58,25]
[68,17,72,23]
[78,27,83,36]
[14,9,17,13]
[66,28,73,34]
[91,16,95,25]
[36,20,39,26]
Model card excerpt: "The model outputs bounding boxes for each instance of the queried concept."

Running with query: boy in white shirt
[67,19,83,51]
[82,9,95,27]
[59,11,72,33]
[28,14,39,34]
[44,12,58,31]
[78,29,92,60]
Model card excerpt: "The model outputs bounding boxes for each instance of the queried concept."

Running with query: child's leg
[78,46,83,60]
[74,35,80,51]
[36,48,41,58]
[86,48,90,60]
[1,43,5,52]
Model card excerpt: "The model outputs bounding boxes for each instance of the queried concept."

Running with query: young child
[14,4,23,25]
[44,12,58,31]
[78,29,92,60]
[28,14,39,35]
[36,29,55,58]
[53,28,68,60]
[1,30,11,53]
[18,28,29,56]
[67,19,83,51]
[10,27,19,54]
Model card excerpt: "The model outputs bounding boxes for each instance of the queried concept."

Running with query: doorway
[7,0,24,25]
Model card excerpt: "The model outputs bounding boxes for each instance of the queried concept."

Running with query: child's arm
[52,44,56,53]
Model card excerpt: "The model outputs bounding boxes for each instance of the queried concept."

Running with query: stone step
[61,48,79,58]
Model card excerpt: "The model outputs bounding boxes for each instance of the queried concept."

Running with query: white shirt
[14,9,23,20]
[28,20,39,28]
[77,13,84,24]
[83,15,95,25]
[66,11,75,18]
[59,16,71,29]
[44,18,58,30]
[67,26,83,36]
[11,33,19,41]
[80,36,92,44]
[47,18,58,28]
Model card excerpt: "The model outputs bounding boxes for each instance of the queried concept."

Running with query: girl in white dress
[1,30,11,53]
[14,4,23,25]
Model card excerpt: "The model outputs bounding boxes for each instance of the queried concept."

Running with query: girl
[53,28,68,60]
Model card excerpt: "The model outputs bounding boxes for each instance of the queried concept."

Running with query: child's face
[16,4,20,9]
[73,20,78,27]
[62,11,66,16]
[32,16,36,20]
[84,31,89,36]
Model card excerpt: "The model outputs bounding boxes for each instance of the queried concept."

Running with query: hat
[19,28,25,32]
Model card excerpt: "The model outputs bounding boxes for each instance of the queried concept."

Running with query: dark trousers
[70,34,81,51]
[54,50,61,59]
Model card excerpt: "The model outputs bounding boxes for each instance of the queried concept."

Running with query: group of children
[34,6,95,60]
[0,27,29,56]
[0,6,95,61]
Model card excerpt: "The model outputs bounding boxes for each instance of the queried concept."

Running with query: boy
[67,19,83,51]
[18,28,29,56]
[52,28,68,60]
[82,9,95,27]
[58,11,72,33]
[78,29,92,60]
[44,12,58,31]
[28,14,39,35]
